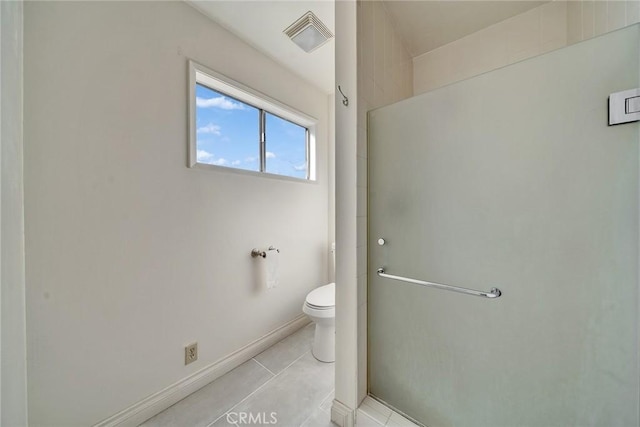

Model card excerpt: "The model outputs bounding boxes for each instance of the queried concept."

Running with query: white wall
[414,1,569,94]
[567,0,640,43]
[23,2,330,425]
[358,0,413,110]
[1,1,28,425]
[413,0,640,95]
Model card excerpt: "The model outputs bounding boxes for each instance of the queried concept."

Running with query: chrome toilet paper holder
[251,246,279,258]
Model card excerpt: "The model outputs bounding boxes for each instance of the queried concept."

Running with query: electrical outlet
[185,342,198,365]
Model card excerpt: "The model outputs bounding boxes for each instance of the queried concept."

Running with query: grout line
[357,409,387,427]
[319,388,335,409]
[360,398,392,425]
[298,411,315,427]
[206,377,277,427]
[299,388,335,425]
[251,358,276,376]
[207,351,313,427]
[269,348,312,377]
[580,0,584,41]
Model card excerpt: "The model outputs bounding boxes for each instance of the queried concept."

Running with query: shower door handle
[376,268,502,299]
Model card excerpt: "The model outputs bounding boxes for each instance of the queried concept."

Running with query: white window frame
[188,60,317,181]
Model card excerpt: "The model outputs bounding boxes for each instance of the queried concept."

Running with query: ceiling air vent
[284,11,333,53]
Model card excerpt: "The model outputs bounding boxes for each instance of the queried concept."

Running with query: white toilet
[302,243,336,363]
[303,282,335,362]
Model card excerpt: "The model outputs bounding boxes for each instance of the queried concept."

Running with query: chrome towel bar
[376,268,502,299]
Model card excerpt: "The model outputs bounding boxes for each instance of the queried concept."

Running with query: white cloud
[245,156,257,162]
[196,96,245,110]
[293,163,307,171]
[231,160,241,166]
[197,149,214,162]
[265,151,276,159]
[197,123,221,135]
[213,158,228,166]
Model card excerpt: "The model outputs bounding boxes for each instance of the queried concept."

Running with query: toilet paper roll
[265,248,279,289]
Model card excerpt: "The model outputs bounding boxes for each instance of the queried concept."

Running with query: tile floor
[141,323,335,427]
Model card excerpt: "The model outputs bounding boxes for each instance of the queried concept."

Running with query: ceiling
[187,1,548,95]
[187,1,336,94]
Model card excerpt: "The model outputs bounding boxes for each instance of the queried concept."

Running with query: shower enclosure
[368,24,640,426]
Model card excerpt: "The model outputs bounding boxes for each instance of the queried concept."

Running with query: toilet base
[312,322,335,363]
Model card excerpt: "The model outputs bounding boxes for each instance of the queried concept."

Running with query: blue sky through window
[196,83,260,171]
[265,113,307,179]
[196,83,308,179]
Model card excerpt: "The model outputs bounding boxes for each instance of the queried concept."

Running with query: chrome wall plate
[609,88,640,125]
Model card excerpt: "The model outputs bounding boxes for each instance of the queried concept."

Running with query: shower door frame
[363,24,640,427]
[332,4,640,426]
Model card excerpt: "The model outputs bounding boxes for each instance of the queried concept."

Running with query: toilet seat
[305,282,335,308]
[302,303,335,319]
[305,303,333,310]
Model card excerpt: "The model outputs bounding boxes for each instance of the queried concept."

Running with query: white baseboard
[331,400,355,427]
[94,315,311,427]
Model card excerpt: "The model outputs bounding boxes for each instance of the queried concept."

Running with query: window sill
[190,162,318,185]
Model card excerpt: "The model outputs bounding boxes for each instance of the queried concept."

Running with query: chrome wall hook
[338,85,349,107]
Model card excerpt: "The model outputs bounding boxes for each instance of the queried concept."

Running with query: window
[195,84,260,172]
[264,113,308,179]
[189,61,316,181]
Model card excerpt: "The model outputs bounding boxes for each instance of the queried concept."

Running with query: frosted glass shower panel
[368,25,640,427]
